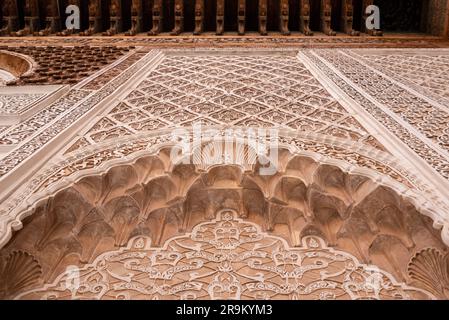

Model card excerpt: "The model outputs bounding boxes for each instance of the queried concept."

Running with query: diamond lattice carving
[80,54,370,145]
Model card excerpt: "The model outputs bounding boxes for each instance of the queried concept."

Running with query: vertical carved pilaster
[280,0,290,35]
[300,0,313,36]
[148,0,163,35]
[126,0,143,36]
[362,0,382,35]
[320,0,336,36]
[38,0,61,36]
[171,0,184,35]
[193,0,204,35]
[216,0,225,35]
[14,0,40,36]
[238,0,246,35]
[81,0,102,36]
[341,0,359,36]
[258,0,267,35]
[58,0,81,36]
[0,0,19,36]
[104,0,123,36]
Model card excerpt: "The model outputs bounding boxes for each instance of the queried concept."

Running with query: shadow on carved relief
[0,146,448,299]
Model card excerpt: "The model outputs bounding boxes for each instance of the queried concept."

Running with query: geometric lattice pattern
[81,54,370,147]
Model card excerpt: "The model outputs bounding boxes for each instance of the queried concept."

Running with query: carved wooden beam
[280,0,290,35]
[148,0,163,35]
[81,0,103,36]
[193,0,204,35]
[300,0,313,36]
[238,0,246,35]
[320,0,336,36]
[216,0,225,35]
[341,0,359,36]
[258,0,267,35]
[171,0,184,36]
[104,0,123,36]
[125,0,143,36]
[0,0,19,36]
[362,0,382,36]
[14,0,39,36]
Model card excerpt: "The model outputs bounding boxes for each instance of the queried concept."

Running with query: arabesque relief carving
[0,0,444,36]
[12,210,436,300]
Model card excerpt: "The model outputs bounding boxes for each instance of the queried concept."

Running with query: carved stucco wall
[1,47,449,300]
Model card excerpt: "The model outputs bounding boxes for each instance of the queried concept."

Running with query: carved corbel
[258,0,267,35]
[38,0,61,36]
[299,0,313,36]
[81,0,102,36]
[193,0,204,35]
[148,0,163,35]
[362,0,382,36]
[279,0,290,35]
[14,0,40,36]
[0,0,19,36]
[320,0,336,36]
[125,0,143,36]
[237,0,245,35]
[171,0,184,36]
[216,0,225,35]
[104,0,123,36]
[341,0,359,36]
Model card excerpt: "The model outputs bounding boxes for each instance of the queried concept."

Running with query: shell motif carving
[0,251,42,299]
[408,248,449,299]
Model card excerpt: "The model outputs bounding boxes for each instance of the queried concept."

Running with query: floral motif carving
[14,210,435,300]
